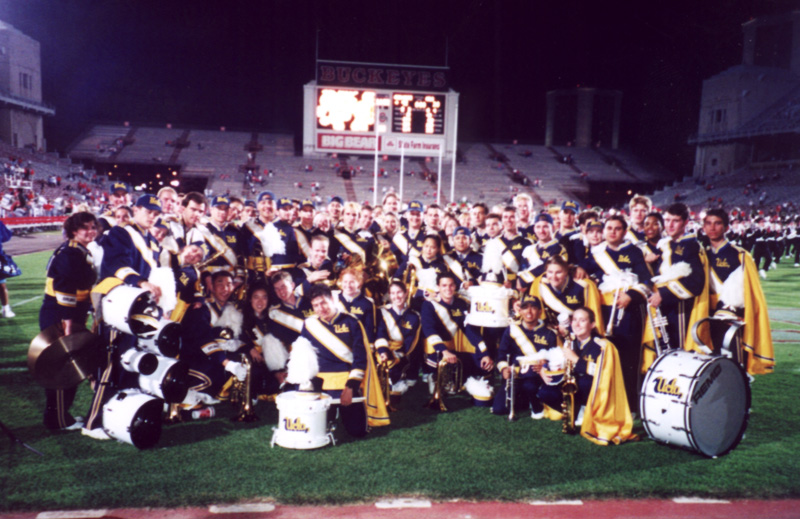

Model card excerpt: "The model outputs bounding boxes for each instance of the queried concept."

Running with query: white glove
[221,339,243,352]
[225,361,247,381]
[557,312,571,328]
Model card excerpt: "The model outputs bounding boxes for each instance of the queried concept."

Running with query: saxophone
[231,354,259,422]
[561,335,578,434]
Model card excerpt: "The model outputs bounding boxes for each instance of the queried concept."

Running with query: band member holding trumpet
[420,272,494,406]
[648,203,709,352]
[375,280,421,395]
[491,295,559,418]
[538,307,635,445]
[702,209,774,375]
[579,214,652,412]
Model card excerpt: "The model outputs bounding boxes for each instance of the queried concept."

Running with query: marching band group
[38,180,776,447]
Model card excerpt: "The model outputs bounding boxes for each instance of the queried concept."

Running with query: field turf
[1,251,799,510]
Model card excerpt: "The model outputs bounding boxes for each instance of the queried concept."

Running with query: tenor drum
[465,285,512,328]
[640,349,750,458]
[138,356,190,403]
[101,285,160,335]
[103,389,163,449]
[271,391,334,449]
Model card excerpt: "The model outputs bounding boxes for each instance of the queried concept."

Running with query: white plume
[652,261,692,285]
[522,244,543,272]
[148,266,177,315]
[260,333,290,371]
[597,270,639,293]
[464,376,494,398]
[286,336,319,385]
[417,267,439,291]
[719,265,745,309]
[258,222,287,258]
[215,304,243,338]
[482,238,506,274]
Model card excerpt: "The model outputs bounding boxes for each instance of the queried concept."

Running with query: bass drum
[640,349,750,458]
[103,390,163,449]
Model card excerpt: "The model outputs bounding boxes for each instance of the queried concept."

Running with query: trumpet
[230,354,258,423]
[647,303,671,356]
[425,355,463,412]
[196,248,226,271]
[504,354,517,421]
[561,336,578,434]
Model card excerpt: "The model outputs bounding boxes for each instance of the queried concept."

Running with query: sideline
[3,499,800,519]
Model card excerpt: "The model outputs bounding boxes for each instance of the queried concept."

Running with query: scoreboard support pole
[399,144,405,204]
[450,96,459,203]
[373,115,380,206]
[436,144,443,205]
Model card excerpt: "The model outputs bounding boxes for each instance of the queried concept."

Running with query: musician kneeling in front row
[537,307,636,445]
[421,272,494,405]
[492,295,560,418]
[291,283,372,437]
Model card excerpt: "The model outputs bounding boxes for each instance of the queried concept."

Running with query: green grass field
[1,251,799,511]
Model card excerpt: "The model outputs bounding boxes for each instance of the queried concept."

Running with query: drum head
[159,361,190,403]
[687,357,750,457]
[129,397,163,450]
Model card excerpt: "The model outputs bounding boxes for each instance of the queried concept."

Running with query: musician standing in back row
[648,203,708,352]
[580,214,651,412]
[702,208,774,375]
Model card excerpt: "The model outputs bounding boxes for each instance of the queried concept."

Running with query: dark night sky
[0,0,797,174]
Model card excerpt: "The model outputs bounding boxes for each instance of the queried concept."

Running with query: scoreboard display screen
[316,88,445,135]
[391,93,445,135]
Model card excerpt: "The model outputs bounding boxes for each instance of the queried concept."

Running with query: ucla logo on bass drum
[653,377,683,398]
[283,417,309,433]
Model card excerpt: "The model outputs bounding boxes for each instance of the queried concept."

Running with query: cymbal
[28,325,102,389]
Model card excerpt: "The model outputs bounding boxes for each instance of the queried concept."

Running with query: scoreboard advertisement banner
[304,82,457,158]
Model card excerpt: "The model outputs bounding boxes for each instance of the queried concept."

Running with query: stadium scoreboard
[303,61,458,158]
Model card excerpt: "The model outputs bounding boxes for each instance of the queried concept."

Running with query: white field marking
[37,510,109,519]
[673,497,731,504]
[12,295,42,308]
[375,499,432,509]
[529,500,584,505]
[0,366,27,372]
[209,503,276,514]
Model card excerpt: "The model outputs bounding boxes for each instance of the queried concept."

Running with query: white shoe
[2,307,15,318]
[575,406,585,427]
[405,378,418,388]
[759,270,767,280]
[63,418,84,431]
[794,263,799,268]
[530,409,544,420]
[81,427,111,440]
[769,263,777,270]
[391,380,409,395]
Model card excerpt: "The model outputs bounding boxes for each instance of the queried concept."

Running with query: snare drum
[103,389,163,449]
[640,349,750,458]
[465,285,512,328]
[271,391,334,449]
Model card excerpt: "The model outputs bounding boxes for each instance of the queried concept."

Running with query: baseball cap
[257,191,275,203]
[519,294,542,309]
[135,194,162,212]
